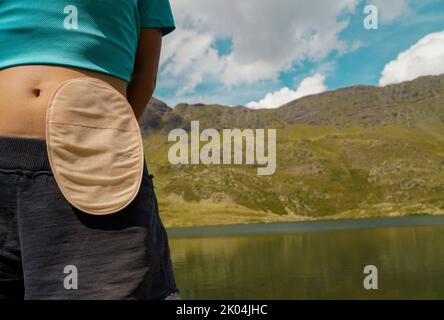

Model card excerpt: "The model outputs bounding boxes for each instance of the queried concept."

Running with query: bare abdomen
[0,65,128,139]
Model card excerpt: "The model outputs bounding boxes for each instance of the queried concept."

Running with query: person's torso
[0,1,141,139]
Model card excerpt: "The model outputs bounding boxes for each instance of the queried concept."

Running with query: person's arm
[127,28,163,120]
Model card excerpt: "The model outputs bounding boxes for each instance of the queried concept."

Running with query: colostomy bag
[46,77,144,215]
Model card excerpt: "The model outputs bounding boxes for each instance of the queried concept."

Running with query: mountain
[138,97,172,133]
[140,75,444,132]
[139,75,444,228]
[277,75,444,128]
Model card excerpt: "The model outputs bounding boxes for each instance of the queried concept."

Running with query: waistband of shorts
[0,135,51,171]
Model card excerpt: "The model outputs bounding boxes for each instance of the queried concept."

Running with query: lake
[167,216,444,300]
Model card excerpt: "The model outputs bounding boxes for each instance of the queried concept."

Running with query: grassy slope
[144,122,444,228]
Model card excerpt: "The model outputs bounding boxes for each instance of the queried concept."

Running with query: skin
[0,29,163,139]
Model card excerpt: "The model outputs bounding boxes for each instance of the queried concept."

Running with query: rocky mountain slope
[139,75,444,227]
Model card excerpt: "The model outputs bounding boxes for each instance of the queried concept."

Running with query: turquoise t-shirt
[0,0,175,81]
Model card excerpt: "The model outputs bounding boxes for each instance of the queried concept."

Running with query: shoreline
[167,214,444,238]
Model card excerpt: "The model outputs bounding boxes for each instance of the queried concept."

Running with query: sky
[154,0,444,109]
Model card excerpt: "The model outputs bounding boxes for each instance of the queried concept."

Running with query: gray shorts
[0,135,179,300]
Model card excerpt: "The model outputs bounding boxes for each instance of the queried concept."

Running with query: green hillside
[140,75,444,228]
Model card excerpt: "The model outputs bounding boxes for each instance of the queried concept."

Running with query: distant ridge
[140,74,444,135]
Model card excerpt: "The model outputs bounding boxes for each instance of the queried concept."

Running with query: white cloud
[246,73,327,109]
[162,0,361,94]
[379,30,444,86]
[369,0,412,23]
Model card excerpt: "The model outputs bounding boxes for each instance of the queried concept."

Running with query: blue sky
[154,0,444,109]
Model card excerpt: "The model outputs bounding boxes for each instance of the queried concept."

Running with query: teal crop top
[0,0,175,82]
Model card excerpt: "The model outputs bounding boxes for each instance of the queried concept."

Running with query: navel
[32,88,41,97]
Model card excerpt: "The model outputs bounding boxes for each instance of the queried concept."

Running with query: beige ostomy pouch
[46,77,144,215]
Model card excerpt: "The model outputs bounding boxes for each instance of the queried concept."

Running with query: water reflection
[170,224,444,299]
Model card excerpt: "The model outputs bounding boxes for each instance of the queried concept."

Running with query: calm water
[168,216,444,299]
